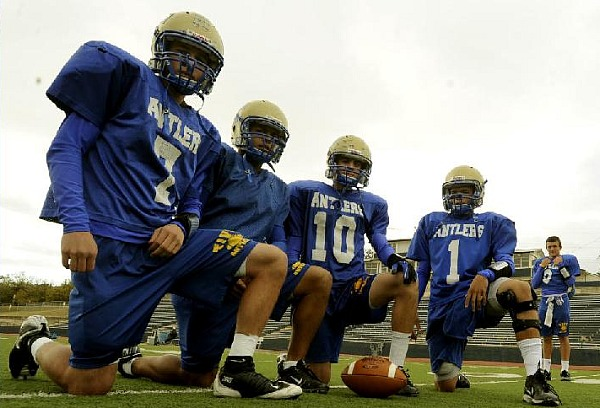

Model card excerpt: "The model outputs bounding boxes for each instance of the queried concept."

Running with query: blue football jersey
[531,254,580,296]
[407,211,517,310]
[43,41,221,242]
[198,143,289,243]
[286,180,395,288]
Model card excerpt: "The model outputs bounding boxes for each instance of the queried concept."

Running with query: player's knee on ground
[183,370,218,388]
[65,368,116,395]
[497,283,540,334]
[434,362,460,392]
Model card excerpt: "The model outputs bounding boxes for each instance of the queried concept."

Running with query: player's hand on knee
[387,253,417,284]
[465,275,488,311]
[61,231,98,272]
[148,223,184,257]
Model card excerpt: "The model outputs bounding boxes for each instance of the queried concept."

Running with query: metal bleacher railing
[259,295,600,350]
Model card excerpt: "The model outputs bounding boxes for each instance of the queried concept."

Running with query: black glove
[567,285,575,299]
[387,253,417,284]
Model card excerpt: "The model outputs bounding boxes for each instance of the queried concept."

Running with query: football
[341,356,407,398]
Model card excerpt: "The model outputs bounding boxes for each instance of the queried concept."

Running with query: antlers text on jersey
[147,97,201,154]
[433,223,485,238]
[310,192,364,216]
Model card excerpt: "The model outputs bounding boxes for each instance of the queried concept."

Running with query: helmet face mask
[442,165,486,216]
[150,12,224,97]
[325,135,372,188]
[231,100,289,164]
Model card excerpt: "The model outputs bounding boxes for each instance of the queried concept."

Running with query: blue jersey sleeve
[199,144,227,206]
[285,183,309,264]
[416,259,431,302]
[366,199,395,266]
[560,254,581,277]
[406,216,429,262]
[178,120,222,218]
[531,258,544,289]
[269,185,290,250]
[46,41,141,127]
[47,113,102,232]
[270,225,287,252]
[407,216,432,301]
[488,216,517,273]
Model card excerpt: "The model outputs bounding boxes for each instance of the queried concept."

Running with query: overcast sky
[1,0,599,285]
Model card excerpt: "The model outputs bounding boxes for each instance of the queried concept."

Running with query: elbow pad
[489,261,512,279]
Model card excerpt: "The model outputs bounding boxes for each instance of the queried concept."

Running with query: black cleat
[397,367,419,397]
[214,356,302,399]
[544,370,552,381]
[523,369,561,406]
[559,370,571,382]
[456,372,471,388]
[9,315,51,379]
[117,345,142,378]
[277,359,329,394]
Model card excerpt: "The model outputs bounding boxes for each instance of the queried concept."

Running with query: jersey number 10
[311,211,356,264]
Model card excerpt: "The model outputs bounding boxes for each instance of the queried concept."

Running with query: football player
[407,165,561,406]
[8,13,300,399]
[117,100,331,394]
[285,135,420,396]
[532,236,580,382]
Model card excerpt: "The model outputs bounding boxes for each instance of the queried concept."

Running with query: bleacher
[142,294,600,359]
[260,295,600,350]
[143,295,179,340]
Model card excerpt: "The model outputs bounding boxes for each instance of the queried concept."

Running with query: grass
[1,333,599,408]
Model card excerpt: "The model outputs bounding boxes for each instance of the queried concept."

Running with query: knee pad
[512,318,541,334]
[497,285,540,334]
[497,285,538,316]
[434,362,460,382]
[496,288,516,311]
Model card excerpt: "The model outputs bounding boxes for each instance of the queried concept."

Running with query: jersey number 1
[446,239,460,284]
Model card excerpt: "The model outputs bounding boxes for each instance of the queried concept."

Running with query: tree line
[0,274,72,305]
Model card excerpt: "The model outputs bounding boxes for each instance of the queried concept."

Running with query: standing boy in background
[532,236,580,382]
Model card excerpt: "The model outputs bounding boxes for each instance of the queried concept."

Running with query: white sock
[561,360,569,372]
[228,333,259,357]
[389,331,411,367]
[542,358,552,372]
[30,337,53,365]
[283,360,298,370]
[518,338,542,376]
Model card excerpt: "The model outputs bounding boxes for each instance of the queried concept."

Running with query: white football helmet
[149,11,224,96]
[231,100,289,164]
[442,165,486,215]
[325,135,372,188]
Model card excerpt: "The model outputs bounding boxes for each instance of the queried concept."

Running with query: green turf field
[1,333,598,408]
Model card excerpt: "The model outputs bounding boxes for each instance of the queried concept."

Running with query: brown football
[341,356,407,398]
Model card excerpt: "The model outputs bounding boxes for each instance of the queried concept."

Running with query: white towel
[543,294,565,327]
